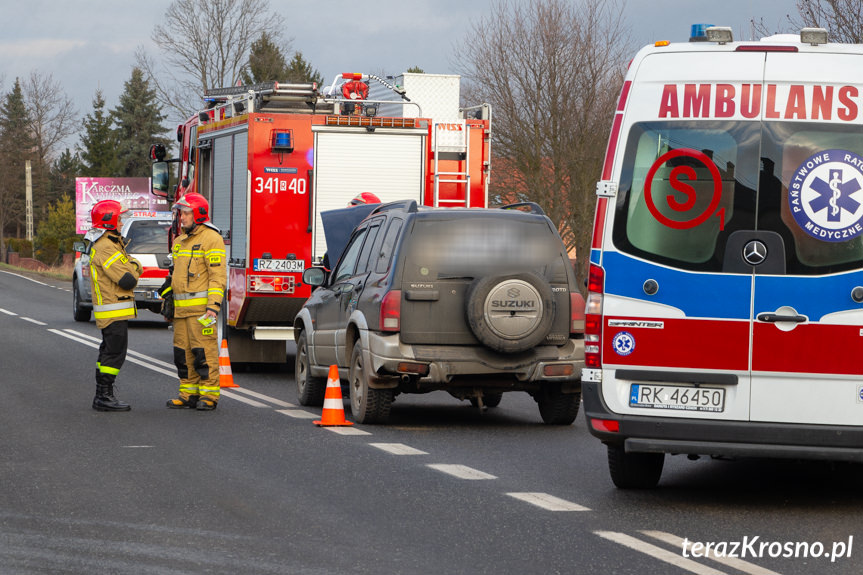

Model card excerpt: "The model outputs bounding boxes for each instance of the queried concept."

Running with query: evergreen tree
[285,51,323,85]
[0,78,37,255]
[78,90,118,177]
[243,32,289,84]
[111,68,170,178]
[50,148,84,204]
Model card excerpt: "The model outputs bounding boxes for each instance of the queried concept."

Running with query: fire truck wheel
[349,343,392,424]
[295,332,326,406]
[73,281,91,322]
[536,384,580,425]
[465,273,554,353]
[607,444,664,489]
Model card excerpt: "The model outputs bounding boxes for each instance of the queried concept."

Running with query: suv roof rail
[499,201,546,215]
[370,199,419,215]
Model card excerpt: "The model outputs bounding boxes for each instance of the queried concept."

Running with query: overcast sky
[2,0,802,151]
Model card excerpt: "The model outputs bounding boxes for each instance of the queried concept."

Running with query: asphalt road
[1,268,862,575]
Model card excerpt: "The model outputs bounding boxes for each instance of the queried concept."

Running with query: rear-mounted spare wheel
[466,272,554,353]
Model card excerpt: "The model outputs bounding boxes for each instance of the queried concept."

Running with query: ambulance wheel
[72,281,91,322]
[349,343,392,424]
[295,331,326,406]
[607,444,664,489]
[466,273,554,353]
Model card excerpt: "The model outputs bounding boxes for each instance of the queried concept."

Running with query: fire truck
[151,72,492,363]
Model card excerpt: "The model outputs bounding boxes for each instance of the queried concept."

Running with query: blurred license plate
[629,384,725,412]
[253,259,304,272]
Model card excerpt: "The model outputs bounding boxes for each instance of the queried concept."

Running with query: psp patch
[789,149,863,242]
[612,331,635,356]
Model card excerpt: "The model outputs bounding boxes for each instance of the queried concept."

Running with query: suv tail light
[570,292,585,334]
[585,264,604,368]
[381,290,401,332]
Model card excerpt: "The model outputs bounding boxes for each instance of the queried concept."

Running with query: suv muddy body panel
[295,202,585,423]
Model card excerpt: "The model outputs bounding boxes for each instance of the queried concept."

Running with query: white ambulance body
[584,27,863,488]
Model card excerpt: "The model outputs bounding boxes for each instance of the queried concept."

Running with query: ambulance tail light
[381,290,401,332]
[585,264,604,368]
[248,275,296,294]
[590,418,619,433]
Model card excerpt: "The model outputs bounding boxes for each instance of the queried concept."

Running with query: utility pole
[25,160,33,257]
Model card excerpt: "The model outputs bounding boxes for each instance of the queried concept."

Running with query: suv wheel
[349,343,392,424]
[607,444,664,489]
[466,272,554,353]
[469,391,503,408]
[536,384,580,425]
[73,280,91,322]
[295,332,326,406]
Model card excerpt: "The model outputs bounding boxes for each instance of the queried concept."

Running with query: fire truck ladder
[432,122,470,208]
[204,81,320,113]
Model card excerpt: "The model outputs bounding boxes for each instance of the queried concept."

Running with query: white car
[72,217,172,322]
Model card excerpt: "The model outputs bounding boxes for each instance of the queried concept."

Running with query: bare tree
[794,0,863,42]
[136,0,289,122]
[23,71,78,164]
[453,0,631,291]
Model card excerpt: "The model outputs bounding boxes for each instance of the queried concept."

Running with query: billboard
[75,177,171,234]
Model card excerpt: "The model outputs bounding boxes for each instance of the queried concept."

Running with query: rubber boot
[93,382,131,412]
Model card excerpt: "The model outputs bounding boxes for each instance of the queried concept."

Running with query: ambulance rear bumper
[583,382,863,463]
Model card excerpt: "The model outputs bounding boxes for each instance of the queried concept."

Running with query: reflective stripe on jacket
[170,223,227,319]
[89,231,141,329]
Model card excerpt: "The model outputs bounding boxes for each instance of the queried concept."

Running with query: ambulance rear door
[748,51,863,425]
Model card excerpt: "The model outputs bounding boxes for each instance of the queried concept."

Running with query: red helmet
[349,192,381,206]
[173,192,209,224]
[90,200,127,231]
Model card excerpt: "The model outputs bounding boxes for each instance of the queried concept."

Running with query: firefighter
[348,192,381,206]
[86,200,141,412]
[164,193,227,411]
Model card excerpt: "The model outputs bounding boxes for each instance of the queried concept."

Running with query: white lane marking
[218,389,269,408]
[21,317,47,326]
[50,330,179,377]
[230,386,296,408]
[325,427,372,436]
[506,492,590,511]
[123,446,154,448]
[276,409,320,419]
[427,464,497,480]
[370,443,428,455]
[0,308,18,316]
[595,531,729,575]
[0,271,49,285]
[641,531,782,575]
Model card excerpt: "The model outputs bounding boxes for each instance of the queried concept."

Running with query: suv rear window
[612,121,863,275]
[401,215,564,280]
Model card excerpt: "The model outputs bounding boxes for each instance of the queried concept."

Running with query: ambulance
[584,26,863,488]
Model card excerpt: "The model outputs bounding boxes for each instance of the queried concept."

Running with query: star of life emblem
[612,331,635,356]
[789,149,863,242]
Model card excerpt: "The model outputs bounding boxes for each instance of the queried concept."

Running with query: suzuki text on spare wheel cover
[584,25,863,489]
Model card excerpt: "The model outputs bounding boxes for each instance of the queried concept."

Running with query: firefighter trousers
[96,320,129,386]
[172,315,220,402]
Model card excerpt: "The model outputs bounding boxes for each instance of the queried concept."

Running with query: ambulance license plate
[629,384,725,413]
[253,259,305,272]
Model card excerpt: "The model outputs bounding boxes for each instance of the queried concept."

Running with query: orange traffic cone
[219,339,238,388]
[313,365,353,426]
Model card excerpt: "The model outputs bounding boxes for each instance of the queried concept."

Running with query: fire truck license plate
[253,259,305,272]
[629,384,725,413]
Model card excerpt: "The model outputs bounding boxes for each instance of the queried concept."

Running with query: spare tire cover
[466,273,554,353]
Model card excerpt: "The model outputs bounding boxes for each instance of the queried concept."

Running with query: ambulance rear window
[612,121,759,272]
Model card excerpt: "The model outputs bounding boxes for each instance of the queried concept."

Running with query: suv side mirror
[302,267,327,287]
[73,241,87,254]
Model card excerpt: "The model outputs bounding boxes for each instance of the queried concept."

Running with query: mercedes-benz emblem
[743,240,767,266]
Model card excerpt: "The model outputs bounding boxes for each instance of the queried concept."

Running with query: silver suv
[72,217,172,322]
[295,201,585,424]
